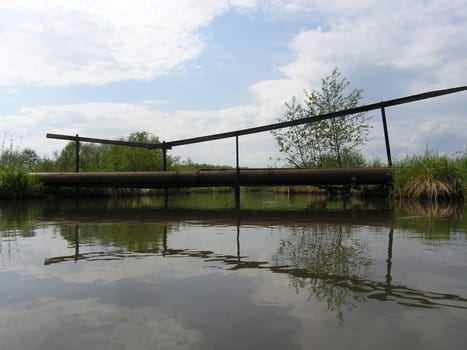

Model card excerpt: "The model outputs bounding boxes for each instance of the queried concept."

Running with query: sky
[1,0,466,167]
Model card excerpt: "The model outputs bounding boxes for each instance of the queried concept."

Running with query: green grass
[393,152,466,202]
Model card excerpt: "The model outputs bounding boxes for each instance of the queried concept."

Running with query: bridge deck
[31,168,393,188]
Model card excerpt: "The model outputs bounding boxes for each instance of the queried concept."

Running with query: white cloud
[1,0,465,91]
[230,0,258,10]
[273,0,467,91]
[0,0,231,86]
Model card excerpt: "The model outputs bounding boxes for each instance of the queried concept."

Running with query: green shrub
[0,167,44,199]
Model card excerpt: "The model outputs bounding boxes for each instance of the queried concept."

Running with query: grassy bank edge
[1,152,466,202]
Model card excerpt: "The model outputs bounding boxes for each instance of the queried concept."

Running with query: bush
[0,167,44,199]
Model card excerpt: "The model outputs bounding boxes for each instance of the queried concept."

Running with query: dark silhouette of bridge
[31,86,466,193]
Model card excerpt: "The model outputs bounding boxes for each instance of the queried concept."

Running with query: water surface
[1,193,466,349]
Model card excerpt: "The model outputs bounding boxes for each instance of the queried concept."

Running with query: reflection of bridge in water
[42,209,467,313]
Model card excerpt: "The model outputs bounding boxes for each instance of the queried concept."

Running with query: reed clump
[394,152,466,202]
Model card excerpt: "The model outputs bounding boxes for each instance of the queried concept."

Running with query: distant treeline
[1,131,231,173]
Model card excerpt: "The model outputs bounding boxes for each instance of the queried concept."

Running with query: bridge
[31,86,466,192]
[31,168,393,188]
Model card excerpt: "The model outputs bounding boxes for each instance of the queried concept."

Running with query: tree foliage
[272,68,371,168]
[0,139,40,171]
[54,131,175,172]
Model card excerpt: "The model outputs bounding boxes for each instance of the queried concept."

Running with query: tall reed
[393,152,465,202]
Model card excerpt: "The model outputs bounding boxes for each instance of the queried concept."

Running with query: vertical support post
[74,134,80,198]
[162,141,169,209]
[236,224,241,264]
[162,225,168,256]
[162,141,168,172]
[380,106,393,167]
[235,135,240,210]
[75,134,80,172]
[74,224,80,262]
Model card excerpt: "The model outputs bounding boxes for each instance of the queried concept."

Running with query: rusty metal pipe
[31,168,393,188]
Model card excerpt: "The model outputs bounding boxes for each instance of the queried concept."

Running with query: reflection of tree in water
[45,224,169,265]
[0,201,38,237]
[0,229,22,266]
[60,223,168,253]
[0,203,35,265]
[273,225,373,320]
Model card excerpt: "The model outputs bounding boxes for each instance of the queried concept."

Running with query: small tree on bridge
[272,68,371,168]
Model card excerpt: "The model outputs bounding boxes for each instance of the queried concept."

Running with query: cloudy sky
[1,0,466,167]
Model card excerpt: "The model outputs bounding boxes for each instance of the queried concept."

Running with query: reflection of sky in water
[0,298,204,350]
[1,214,467,349]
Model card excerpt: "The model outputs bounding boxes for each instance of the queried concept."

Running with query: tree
[0,147,39,171]
[54,142,77,171]
[102,131,168,171]
[18,149,39,170]
[272,68,371,168]
[53,131,176,172]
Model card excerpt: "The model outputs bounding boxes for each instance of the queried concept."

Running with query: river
[1,192,466,349]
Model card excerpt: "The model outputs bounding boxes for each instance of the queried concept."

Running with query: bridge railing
[47,85,467,173]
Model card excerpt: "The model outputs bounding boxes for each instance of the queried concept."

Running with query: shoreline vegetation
[1,135,466,202]
[393,152,466,203]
